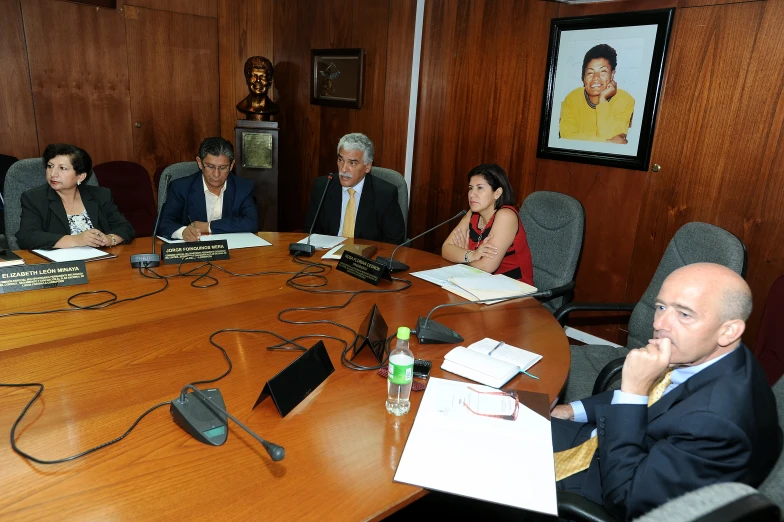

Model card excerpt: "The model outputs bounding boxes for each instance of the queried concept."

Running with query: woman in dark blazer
[16,144,135,250]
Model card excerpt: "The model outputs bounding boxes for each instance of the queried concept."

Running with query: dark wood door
[125,5,220,178]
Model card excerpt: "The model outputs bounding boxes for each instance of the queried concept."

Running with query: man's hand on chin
[621,337,673,396]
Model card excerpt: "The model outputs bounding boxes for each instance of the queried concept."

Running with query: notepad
[441,338,542,388]
[448,274,537,302]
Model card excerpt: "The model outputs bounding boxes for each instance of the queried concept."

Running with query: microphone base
[130,253,160,268]
[170,388,228,446]
[289,243,315,257]
[415,316,464,344]
[375,256,409,272]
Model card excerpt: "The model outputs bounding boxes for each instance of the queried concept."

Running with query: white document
[157,233,271,249]
[449,274,538,302]
[33,246,113,262]
[295,234,346,250]
[394,378,557,516]
[410,264,490,287]
[467,337,543,373]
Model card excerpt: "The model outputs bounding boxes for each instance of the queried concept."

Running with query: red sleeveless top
[467,205,534,285]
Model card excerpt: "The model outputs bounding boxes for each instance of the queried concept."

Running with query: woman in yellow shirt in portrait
[559,44,635,144]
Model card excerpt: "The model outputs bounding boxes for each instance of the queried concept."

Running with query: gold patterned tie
[553,369,674,481]
[342,188,356,238]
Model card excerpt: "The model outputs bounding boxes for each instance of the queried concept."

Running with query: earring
[77,181,81,186]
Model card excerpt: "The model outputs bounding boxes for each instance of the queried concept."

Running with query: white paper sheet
[157,233,271,249]
[295,234,346,249]
[33,246,112,262]
[410,264,490,287]
[394,378,557,516]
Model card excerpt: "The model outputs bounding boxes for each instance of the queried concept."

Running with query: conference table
[0,233,569,521]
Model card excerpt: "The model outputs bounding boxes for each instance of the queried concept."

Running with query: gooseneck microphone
[130,172,172,268]
[376,210,468,272]
[170,385,285,461]
[414,288,553,344]
[290,174,333,257]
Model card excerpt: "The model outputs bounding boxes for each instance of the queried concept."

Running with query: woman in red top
[441,164,534,284]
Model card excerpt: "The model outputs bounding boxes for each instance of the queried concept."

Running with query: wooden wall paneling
[410,1,557,251]
[217,0,274,141]
[379,0,416,175]
[628,0,784,347]
[125,0,217,18]
[0,0,38,159]
[316,0,354,185]
[22,0,133,166]
[125,6,220,180]
[347,0,389,168]
[274,0,329,231]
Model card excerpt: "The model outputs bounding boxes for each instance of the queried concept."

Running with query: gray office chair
[557,222,747,403]
[520,191,585,312]
[370,166,408,230]
[557,375,784,522]
[157,161,198,212]
[4,158,99,250]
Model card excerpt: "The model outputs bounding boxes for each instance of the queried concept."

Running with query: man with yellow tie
[551,263,781,521]
[303,133,405,244]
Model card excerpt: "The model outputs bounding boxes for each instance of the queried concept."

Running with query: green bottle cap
[397,326,411,340]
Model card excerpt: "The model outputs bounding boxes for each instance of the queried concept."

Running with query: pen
[488,341,503,355]
[521,370,540,380]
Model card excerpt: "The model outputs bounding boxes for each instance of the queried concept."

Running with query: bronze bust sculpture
[236,56,279,121]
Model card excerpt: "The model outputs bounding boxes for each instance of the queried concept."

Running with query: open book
[441,337,543,388]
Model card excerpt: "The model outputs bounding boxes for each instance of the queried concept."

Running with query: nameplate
[336,250,392,286]
[0,261,88,294]
[161,240,230,264]
[253,341,335,418]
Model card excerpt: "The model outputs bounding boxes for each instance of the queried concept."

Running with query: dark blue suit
[158,172,258,238]
[553,344,782,521]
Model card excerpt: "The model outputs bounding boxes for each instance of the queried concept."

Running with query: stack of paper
[448,273,537,303]
[295,234,346,250]
[33,246,115,263]
[394,377,557,516]
[158,233,271,249]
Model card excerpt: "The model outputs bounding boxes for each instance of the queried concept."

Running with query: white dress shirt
[172,177,227,239]
[338,177,365,236]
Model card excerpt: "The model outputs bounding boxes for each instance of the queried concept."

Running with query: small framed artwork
[311,48,365,109]
[536,9,674,171]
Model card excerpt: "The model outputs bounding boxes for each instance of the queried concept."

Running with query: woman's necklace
[475,213,493,248]
[61,192,81,216]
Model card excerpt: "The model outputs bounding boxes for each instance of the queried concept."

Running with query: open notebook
[441,337,543,388]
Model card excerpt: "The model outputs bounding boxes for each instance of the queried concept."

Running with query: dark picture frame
[311,48,365,109]
[536,9,674,171]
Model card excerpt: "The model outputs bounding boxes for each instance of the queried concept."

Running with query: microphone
[130,172,172,268]
[377,210,468,273]
[170,385,285,461]
[290,174,333,257]
[414,288,553,344]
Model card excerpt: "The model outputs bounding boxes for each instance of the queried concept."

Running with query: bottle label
[388,354,413,385]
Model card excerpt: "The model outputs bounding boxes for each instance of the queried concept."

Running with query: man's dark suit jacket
[553,344,782,521]
[17,184,136,250]
[158,172,258,238]
[304,175,406,245]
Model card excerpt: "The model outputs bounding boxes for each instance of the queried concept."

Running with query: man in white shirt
[551,263,781,520]
[158,137,258,241]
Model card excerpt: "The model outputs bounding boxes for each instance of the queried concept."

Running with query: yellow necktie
[553,369,674,481]
[342,188,356,238]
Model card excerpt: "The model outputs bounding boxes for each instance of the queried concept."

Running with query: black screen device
[413,359,432,379]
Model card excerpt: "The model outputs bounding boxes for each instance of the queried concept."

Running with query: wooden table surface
[0,233,569,521]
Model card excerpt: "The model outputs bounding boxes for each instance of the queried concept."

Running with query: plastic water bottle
[386,326,414,416]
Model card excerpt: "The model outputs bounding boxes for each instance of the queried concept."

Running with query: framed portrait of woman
[536,9,674,171]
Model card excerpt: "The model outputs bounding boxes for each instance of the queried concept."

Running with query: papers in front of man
[441,338,543,389]
[411,265,537,305]
[158,233,272,249]
[33,246,115,263]
[295,234,346,250]
[394,377,557,516]
[0,249,24,268]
